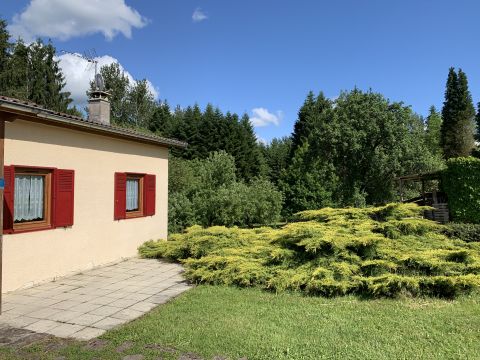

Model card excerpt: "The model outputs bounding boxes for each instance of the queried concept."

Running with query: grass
[2,285,480,359]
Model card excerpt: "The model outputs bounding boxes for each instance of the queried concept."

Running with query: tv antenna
[61,49,105,91]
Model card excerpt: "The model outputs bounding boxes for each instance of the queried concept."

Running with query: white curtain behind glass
[14,175,44,222]
[126,179,139,211]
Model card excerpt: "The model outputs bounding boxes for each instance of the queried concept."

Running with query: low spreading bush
[443,223,480,242]
[140,203,480,298]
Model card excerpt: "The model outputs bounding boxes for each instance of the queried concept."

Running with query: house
[0,89,187,292]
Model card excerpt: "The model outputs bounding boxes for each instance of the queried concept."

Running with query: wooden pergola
[396,171,441,203]
[395,171,449,223]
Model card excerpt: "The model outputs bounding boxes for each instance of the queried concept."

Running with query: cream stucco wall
[3,119,169,292]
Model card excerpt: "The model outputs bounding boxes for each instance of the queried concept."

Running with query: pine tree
[2,37,72,112]
[441,68,476,158]
[198,104,217,157]
[476,103,480,142]
[262,137,292,185]
[3,39,29,100]
[28,40,47,106]
[43,42,71,112]
[290,91,315,157]
[236,114,263,180]
[182,104,203,159]
[148,100,172,135]
[425,106,442,156]
[290,91,331,158]
[0,18,12,93]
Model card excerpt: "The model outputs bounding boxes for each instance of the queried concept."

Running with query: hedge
[443,223,480,242]
[442,157,480,224]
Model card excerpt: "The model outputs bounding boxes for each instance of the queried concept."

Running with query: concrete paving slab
[92,316,125,330]
[69,313,105,326]
[25,319,59,333]
[46,323,84,337]
[0,258,191,340]
[111,308,144,321]
[88,305,123,317]
[90,296,117,306]
[49,310,86,323]
[71,326,105,340]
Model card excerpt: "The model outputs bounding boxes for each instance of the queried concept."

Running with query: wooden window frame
[125,174,144,219]
[13,168,53,232]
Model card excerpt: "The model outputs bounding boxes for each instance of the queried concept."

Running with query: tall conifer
[0,18,12,93]
[4,39,29,100]
[290,91,314,157]
[476,102,480,142]
[425,106,442,156]
[441,68,476,158]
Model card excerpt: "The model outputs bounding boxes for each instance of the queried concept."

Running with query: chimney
[88,90,111,125]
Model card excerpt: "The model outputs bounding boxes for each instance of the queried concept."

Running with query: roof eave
[0,100,188,149]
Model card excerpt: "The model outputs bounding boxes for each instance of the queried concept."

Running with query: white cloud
[9,0,148,42]
[250,108,283,127]
[192,8,208,23]
[57,53,159,108]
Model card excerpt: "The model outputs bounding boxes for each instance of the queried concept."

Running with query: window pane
[126,178,139,211]
[14,175,45,222]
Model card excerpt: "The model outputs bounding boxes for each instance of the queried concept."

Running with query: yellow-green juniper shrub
[139,203,480,298]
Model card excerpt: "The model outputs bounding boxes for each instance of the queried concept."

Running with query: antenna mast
[61,50,104,91]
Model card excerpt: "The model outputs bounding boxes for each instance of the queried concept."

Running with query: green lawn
[2,285,480,359]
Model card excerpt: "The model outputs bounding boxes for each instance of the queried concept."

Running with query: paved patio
[0,258,191,340]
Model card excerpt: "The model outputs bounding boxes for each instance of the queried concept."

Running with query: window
[126,177,140,211]
[13,169,51,230]
[114,172,156,220]
[3,166,75,234]
[126,176,143,217]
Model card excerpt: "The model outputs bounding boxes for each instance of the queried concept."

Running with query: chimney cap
[88,90,110,100]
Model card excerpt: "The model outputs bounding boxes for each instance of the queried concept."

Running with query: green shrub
[139,203,480,298]
[168,151,283,232]
[443,223,480,242]
[442,157,480,224]
[360,260,397,277]
[376,219,440,239]
[419,275,480,298]
[359,275,420,298]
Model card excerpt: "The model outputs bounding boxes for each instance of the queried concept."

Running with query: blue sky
[2,1,480,142]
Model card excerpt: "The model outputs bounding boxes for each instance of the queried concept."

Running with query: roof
[395,171,442,182]
[0,96,188,149]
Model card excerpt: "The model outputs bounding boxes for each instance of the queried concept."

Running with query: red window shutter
[3,166,15,233]
[114,172,127,220]
[144,174,156,216]
[54,169,74,227]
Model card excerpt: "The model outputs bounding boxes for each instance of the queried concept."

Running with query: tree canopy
[425,106,443,156]
[0,19,73,113]
[280,89,444,214]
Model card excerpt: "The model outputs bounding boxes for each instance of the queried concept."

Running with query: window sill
[116,212,154,221]
[125,213,146,219]
[7,224,56,235]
